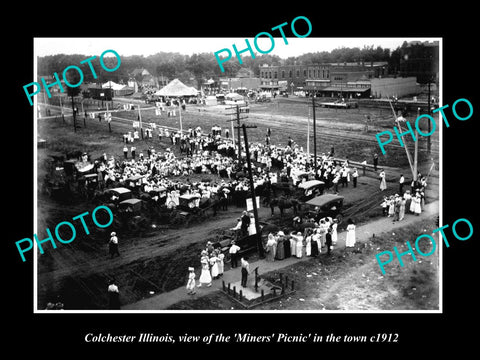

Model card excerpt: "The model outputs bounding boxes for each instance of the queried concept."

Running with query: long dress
[331,223,338,245]
[399,199,406,220]
[296,236,303,258]
[275,237,285,260]
[290,236,297,257]
[217,253,225,275]
[414,196,422,214]
[199,258,212,286]
[380,172,387,191]
[186,272,196,292]
[410,195,417,213]
[210,256,219,279]
[283,237,291,258]
[305,236,311,256]
[345,224,356,247]
[319,225,327,248]
[266,238,276,262]
[311,235,319,256]
[404,193,412,212]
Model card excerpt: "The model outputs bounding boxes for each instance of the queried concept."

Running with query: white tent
[225,92,244,100]
[102,81,125,90]
[155,78,198,97]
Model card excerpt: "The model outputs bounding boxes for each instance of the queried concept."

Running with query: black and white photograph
[6,6,478,353]
[32,36,441,312]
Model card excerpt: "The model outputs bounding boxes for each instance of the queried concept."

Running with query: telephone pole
[226,103,249,162]
[307,88,321,178]
[237,123,265,259]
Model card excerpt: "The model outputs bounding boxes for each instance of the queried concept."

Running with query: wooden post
[222,281,226,291]
[273,288,277,296]
[291,280,295,291]
[233,286,236,297]
[261,289,264,302]
[227,283,231,295]
[239,289,243,300]
[281,283,285,294]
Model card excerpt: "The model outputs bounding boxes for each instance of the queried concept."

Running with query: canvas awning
[155,79,198,97]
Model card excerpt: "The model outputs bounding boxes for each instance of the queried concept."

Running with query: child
[186,267,196,295]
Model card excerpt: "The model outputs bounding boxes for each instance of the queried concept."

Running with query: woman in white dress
[305,229,312,257]
[198,253,212,287]
[413,193,422,215]
[331,220,338,246]
[209,253,219,279]
[295,232,303,258]
[379,170,387,191]
[216,250,225,277]
[289,233,297,257]
[345,219,356,248]
[186,267,196,295]
[266,233,276,262]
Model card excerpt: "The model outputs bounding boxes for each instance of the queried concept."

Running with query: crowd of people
[263,217,357,262]
[186,240,226,293]
[380,172,428,221]
[88,121,366,214]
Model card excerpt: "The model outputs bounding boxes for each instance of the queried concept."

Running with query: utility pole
[427,81,431,154]
[312,92,317,177]
[238,123,265,259]
[307,87,320,178]
[226,103,248,162]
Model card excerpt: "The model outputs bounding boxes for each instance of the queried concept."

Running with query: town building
[259,62,393,98]
[259,60,429,99]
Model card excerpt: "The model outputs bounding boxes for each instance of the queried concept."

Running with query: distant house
[130,68,157,87]
[236,68,255,78]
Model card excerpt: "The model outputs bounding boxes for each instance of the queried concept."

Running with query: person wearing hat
[186,267,197,295]
[345,219,356,248]
[108,232,120,259]
[198,253,212,288]
[240,211,250,238]
[379,169,387,191]
[229,240,241,268]
[326,228,333,255]
[108,279,120,309]
[295,232,303,258]
[216,249,225,277]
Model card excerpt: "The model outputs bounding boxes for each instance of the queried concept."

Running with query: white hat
[111,232,116,236]
[188,267,194,271]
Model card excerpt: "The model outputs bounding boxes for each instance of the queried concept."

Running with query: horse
[210,192,228,215]
[269,197,300,217]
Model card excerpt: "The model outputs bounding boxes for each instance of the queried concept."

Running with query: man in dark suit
[326,228,333,255]
[240,211,250,237]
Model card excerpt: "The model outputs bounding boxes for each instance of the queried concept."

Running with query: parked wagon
[297,179,325,201]
[106,187,132,202]
[304,194,344,223]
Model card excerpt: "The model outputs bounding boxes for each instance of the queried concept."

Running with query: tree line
[36,42,416,88]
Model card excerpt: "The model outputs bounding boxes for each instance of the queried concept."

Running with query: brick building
[259,62,389,98]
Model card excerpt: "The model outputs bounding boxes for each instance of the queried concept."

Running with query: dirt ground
[168,216,440,311]
[36,96,440,310]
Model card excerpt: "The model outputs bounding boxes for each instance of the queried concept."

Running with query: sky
[34,37,440,59]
